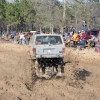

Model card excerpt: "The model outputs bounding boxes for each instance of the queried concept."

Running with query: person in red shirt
[79,30,86,48]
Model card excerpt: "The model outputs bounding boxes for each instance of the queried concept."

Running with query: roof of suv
[35,34,62,36]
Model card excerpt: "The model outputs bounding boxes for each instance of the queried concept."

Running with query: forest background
[0,0,100,33]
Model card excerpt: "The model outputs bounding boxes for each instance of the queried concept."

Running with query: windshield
[36,36,62,45]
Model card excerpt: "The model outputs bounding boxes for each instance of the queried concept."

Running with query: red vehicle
[83,29,100,47]
[84,29,99,40]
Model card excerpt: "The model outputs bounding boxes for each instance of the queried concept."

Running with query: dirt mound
[0,40,100,100]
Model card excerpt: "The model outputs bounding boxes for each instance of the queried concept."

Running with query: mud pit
[0,39,100,100]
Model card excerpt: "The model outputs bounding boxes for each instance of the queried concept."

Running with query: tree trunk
[63,0,66,26]
[75,11,78,31]
[40,24,41,33]
[51,24,53,34]
[7,25,9,33]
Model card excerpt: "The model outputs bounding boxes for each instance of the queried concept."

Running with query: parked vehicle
[95,41,100,53]
[84,29,99,40]
[82,29,100,47]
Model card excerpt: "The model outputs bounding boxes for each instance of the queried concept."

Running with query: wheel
[35,60,40,77]
[90,41,95,47]
[56,58,64,77]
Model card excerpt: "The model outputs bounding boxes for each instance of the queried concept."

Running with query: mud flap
[35,60,40,77]
[56,65,62,78]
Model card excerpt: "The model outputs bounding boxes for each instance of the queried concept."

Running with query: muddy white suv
[32,34,65,79]
[33,34,65,58]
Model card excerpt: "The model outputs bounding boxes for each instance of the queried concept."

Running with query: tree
[0,0,100,33]
[87,0,99,2]
[0,0,6,19]
[5,0,36,31]
[0,0,6,32]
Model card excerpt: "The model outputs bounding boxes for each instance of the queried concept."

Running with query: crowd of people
[63,26,100,49]
[71,30,88,48]
[1,31,32,45]
[1,26,100,53]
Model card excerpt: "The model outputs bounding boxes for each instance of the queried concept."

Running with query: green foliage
[5,0,36,27]
[0,0,100,31]
[0,0,6,19]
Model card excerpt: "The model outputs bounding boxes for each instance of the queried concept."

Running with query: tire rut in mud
[21,58,37,91]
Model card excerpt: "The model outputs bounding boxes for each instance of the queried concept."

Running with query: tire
[90,42,95,47]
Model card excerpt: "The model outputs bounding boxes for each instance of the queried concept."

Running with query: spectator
[63,26,68,39]
[41,30,45,34]
[72,32,80,48]
[69,25,75,36]
[19,33,25,44]
[24,33,30,45]
[82,20,87,31]
[97,31,100,41]
[14,33,19,44]
[79,30,86,48]
[10,33,15,43]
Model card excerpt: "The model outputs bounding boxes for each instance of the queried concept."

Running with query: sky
[58,0,63,2]
[7,0,63,2]
[7,0,13,2]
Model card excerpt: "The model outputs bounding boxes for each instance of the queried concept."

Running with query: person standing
[24,32,30,45]
[69,25,75,36]
[63,26,68,40]
[79,30,86,48]
[19,32,25,44]
[10,33,15,43]
[82,20,87,31]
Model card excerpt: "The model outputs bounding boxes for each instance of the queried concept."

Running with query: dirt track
[0,39,100,100]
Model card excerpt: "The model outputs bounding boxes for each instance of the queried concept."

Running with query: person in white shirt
[19,33,25,44]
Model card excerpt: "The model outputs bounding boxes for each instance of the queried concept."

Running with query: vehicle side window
[87,31,90,36]
[92,31,98,36]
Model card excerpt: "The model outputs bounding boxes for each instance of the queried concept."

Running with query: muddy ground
[0,39,100,100]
